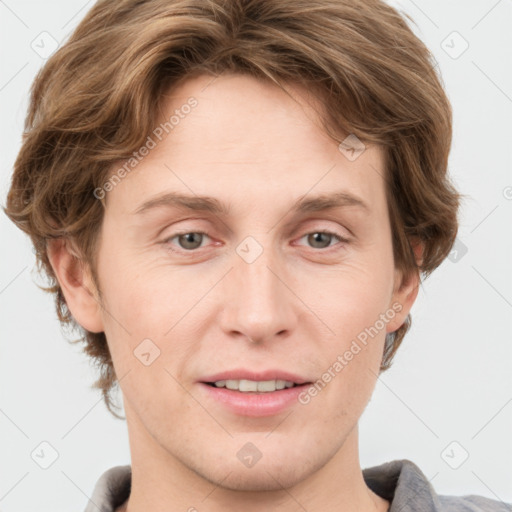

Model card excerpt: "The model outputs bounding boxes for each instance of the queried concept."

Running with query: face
[56,73,418,492]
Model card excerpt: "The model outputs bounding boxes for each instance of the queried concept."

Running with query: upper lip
[200,369,311,385]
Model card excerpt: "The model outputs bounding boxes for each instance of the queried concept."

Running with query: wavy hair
[4,0,460,416]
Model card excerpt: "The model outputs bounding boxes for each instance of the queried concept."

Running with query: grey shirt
[83,459,512,511]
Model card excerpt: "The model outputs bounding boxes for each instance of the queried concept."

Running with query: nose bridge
[219,237,296,342]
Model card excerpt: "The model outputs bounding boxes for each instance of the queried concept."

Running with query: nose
[218,242,298,345]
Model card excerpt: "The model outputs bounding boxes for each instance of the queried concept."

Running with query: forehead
[155,72,339,160]
[104,73,387,219]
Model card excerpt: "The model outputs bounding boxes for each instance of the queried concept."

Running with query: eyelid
[294,216,355,239]
[300,229,350,242]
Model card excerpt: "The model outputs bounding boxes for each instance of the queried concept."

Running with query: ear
[386,239,423,334]
[47,239,104,333]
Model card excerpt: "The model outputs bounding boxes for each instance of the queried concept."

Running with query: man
[4,0,510,510]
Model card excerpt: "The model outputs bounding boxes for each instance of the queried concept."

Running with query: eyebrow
[133,190,369,216]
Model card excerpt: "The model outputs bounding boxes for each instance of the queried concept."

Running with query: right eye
[163,231,212,252]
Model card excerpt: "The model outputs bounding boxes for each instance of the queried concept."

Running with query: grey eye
[177,232,205,250]
[305,232,336,249]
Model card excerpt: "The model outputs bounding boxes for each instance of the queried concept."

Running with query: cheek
[96,239,178,328]
[302,285,388,419]
[95,247,217,385]
[305,256,394,337]
[299,251,395,391]
[93,242,165,362]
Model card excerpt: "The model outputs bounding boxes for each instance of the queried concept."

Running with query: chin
[209,463,313,492]
[188,449,321,492]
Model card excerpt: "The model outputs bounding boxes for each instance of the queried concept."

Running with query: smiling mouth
[204,379,307,393]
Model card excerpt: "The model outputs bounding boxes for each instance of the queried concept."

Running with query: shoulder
[83,465,131,512]
[437,494,512,512]
[362,459,511,512]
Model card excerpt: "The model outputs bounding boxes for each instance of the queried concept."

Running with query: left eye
[164,230,346,252]
[296,231,346,250]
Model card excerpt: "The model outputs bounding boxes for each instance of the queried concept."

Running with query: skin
[49,73,421,512]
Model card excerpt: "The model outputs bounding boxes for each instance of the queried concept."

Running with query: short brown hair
[4,0,460,416]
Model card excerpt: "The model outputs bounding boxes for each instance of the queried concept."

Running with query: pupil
[181,233,201,249]
[309,232,330,248]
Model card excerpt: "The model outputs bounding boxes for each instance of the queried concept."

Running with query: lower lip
[198,383,310,417]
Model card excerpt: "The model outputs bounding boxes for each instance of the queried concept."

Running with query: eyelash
[163,229,350,254]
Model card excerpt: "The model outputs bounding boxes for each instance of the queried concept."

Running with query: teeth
[275,380,286,390]
[212,379,297,392]
[240,379,258,392]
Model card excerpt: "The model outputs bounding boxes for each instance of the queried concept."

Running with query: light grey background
[1,0,511,510]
